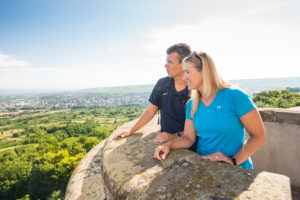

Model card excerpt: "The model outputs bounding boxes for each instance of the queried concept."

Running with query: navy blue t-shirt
[149,77,189,134]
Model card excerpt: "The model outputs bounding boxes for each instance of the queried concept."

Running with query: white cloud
[234,0,288,17]
[143,16,300,80]
[0,52,30,68]
[0,58,164,89]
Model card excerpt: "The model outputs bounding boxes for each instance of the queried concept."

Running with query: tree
[253,89,300,108]
[12,133,20,138]
[82,137,100,152]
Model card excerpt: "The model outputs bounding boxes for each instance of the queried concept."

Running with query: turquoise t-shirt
[186,87,256,169]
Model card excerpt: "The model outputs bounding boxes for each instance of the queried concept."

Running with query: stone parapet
[65,115,292,200]
[252,108,300,195]
[258,108,300,125]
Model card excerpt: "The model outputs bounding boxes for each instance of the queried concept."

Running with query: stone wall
[65,113,292,200]
[252,108,300,192]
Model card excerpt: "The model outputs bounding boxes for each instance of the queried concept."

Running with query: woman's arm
[202,108,265,165]
[234,108,266,165]
[154,119,196,161]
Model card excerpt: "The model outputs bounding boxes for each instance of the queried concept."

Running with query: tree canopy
[252,89,300,108]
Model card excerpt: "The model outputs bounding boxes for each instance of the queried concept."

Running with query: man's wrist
[165,141,173,149]
[128,128,135,135]
[168,132,177,141]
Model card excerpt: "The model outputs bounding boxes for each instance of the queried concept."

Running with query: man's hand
[113,130,132,139]
[154,142,171,161]
[202,151,233,164]
[154,132,177,143]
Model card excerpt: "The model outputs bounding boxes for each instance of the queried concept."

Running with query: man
[113,43,193,145]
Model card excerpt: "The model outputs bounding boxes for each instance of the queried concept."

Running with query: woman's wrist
[229,156,237,166]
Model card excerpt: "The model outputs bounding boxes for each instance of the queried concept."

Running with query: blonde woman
[154,51,265,169]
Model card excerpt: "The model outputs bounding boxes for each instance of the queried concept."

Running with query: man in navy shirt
[113,43,191,143]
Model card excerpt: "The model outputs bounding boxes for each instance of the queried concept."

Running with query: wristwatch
[176,132,182,138]
[229,156,237,166]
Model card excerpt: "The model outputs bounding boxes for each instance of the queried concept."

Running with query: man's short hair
[166,43,191,63]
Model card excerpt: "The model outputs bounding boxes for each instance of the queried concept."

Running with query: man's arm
[113,103,158,139]
[154,131,179,143]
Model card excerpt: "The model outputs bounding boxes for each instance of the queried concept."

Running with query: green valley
[0,105,146,200]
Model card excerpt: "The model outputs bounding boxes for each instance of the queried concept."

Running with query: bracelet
[229,156,237,166]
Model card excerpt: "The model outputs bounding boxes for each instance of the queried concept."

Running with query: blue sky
[0,0,299,90]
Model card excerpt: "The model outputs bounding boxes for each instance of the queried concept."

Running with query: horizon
[0,76,299,95]
[1,0,300,90]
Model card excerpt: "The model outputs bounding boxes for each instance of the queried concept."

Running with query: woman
[154,51,265,169]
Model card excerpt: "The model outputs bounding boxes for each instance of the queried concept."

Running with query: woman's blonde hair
[184,51,231,118]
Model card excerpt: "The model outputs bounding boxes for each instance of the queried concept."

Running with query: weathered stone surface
[65,116,292,200]
[259,108,300,125]
[65,141,113,200]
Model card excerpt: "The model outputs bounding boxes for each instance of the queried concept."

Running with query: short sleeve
[185,100,193,120]
[233,89,256,118]
[149,78,164,106]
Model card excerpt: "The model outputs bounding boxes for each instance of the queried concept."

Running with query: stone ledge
[65,116,292,199]
[259,108,300,125]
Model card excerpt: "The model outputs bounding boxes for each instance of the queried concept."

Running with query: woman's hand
[154,142,172,161]
[202,151,233,164]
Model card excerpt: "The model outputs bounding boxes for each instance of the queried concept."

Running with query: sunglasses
[189,51,202,61]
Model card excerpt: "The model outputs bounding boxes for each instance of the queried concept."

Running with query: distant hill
[79,84,154,94]
[229,77,300,96]
[0,77,299,96]
[80,77,300,96]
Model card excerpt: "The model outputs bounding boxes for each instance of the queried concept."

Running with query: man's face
[165,52,183,78]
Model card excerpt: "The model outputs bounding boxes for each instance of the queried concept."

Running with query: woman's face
[183,62,203,91]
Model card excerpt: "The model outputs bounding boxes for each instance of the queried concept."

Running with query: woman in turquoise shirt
[154,51,265,169]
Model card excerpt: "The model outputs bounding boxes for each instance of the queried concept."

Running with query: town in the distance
[1,77,300,112]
